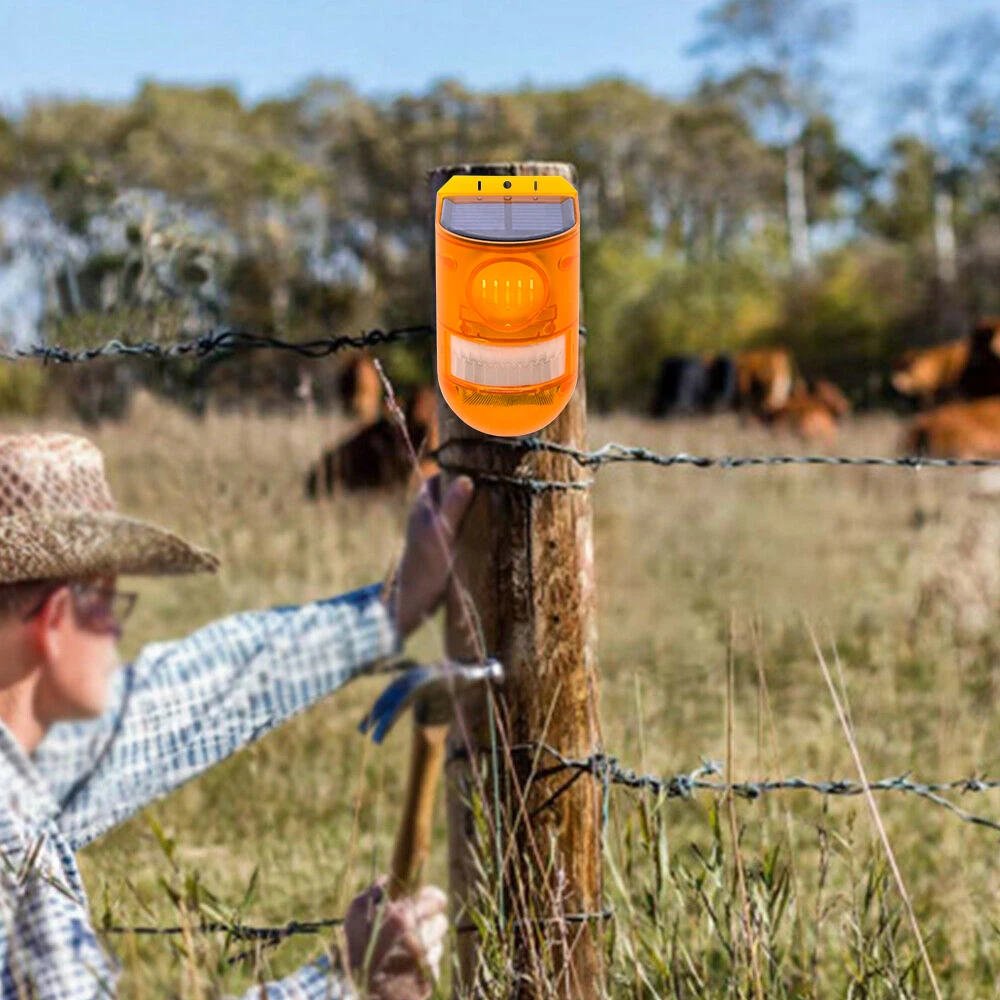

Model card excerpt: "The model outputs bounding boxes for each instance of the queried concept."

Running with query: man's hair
[0,579,69,622]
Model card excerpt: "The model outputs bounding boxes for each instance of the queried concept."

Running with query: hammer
[359,657,504,900]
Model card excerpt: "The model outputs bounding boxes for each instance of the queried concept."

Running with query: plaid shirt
[0,581,402,999]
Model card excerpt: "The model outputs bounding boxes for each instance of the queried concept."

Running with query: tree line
[2,0,1000,413]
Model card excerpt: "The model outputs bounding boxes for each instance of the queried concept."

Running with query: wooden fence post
[428,162,603,1000]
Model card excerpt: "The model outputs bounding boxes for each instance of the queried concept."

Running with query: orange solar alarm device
[435,175,580,436]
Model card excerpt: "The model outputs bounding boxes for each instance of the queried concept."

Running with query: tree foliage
[3,8,1000,412]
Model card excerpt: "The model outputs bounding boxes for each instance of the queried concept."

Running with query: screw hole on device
[504,180,512,189]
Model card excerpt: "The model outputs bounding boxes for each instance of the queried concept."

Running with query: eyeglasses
[22,582,138,637]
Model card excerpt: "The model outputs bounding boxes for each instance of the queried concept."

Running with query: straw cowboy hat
[0,433,219,585]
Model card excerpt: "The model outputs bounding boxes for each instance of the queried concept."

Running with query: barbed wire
[431,437,1000,476]
[514,743,1000,835]
[100,907,612,943]
[101,914,343,942]
[101,745,1000,949]
[0,325,436,363]
[5,325,1000,472]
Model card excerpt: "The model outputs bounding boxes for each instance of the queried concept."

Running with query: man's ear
[30,587,72,661]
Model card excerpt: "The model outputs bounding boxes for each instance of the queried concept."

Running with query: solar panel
[447,201,506,232]
[440,198,575,241]
[511,202,565,232]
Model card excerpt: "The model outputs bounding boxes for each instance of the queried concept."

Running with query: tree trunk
[785,140,811,270]
[933,155,958,286]
[429,161,604,1000]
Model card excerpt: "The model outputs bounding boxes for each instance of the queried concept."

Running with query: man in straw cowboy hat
[0,431,475,999]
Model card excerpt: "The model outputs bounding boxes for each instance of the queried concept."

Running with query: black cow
[958,318,1000,400]
[650,356,707,417]
[702,353,737,411]
[650,353,736,417]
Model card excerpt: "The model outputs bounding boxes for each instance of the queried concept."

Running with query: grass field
[8,392,1000,998]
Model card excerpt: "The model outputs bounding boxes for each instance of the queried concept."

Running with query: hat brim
[0,512,220,585]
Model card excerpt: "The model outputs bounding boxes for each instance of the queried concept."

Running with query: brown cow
[734,348,794,417]
[305,384,439,497]
[891,339,970,406]
[902,397,1000,459]
[763,378,851,445]
[337,355,383,423]
[891,317,1000,407]
[812,378,851,419]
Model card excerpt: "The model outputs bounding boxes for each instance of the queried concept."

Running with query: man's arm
[232,954,350,1000]
[34,582,401,850]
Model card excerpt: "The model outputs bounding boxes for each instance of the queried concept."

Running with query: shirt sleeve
[232,954,355,1000]
[34,582,401,851]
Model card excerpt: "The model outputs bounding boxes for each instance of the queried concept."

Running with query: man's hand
[381,474,475,641]
[345,878,449,1000]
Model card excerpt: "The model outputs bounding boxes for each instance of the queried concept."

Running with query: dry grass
[8,392,1000,997]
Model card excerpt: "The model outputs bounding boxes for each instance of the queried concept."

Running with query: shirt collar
[0,718,60,827]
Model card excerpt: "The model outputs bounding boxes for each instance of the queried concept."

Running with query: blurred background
[3,0,1000,419]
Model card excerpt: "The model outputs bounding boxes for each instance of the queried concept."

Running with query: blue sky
[2,0,999,159]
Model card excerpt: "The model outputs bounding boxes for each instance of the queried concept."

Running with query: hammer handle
[388,719,450,900]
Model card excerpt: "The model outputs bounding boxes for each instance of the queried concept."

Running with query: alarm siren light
[435,175,581,436]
